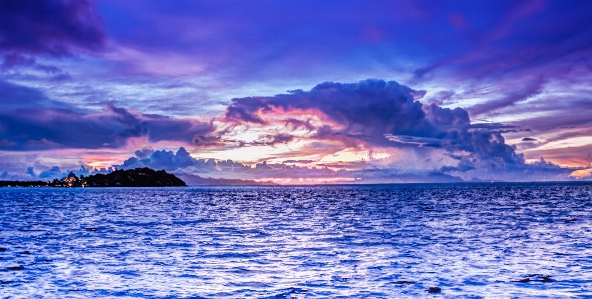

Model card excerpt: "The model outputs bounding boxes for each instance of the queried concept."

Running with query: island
[0,168,186,187]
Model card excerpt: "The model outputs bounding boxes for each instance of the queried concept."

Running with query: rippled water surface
[1,183,592,298]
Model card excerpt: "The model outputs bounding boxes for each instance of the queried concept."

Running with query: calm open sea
[1,183,591,298]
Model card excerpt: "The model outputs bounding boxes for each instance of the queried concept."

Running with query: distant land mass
[0,168,186,187]
[177,173,277,186]
[81,168,186,187]
[0,168,276,187]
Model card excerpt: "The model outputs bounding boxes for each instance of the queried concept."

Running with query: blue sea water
[1,183,592,298]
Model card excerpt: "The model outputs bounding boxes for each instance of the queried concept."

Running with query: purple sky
[1,0,591,183]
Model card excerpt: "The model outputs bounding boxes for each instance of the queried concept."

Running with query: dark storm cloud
[0,0,105,65]
[227,79,434,143]
[226,79,522,168]
[0,103,217,150]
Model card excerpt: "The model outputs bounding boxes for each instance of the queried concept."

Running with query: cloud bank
[226,79,529,177]
[0,78,582,183]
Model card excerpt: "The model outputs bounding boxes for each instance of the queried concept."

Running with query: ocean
[1,183,591,298]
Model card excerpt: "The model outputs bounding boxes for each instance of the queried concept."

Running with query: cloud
[441,156,575,182]
[521,141,592,168]
[118,147,210,172]
[38,166,63,179]
[0,80,76,109]
[413,1,592,80]
[117,147,247,174]
[0,0,105,67]
[571,168,592,179]
[0,100,218,150]
[283,159,314,164]
[106,143,579,183]
[134,148,155,158]
[467,76,547,116]
[115,146,335,180]
[406,1,592,130]
[227,80,434,145]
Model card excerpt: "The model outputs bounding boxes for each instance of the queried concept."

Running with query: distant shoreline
[1,180,590,188]
[0,181,50,188]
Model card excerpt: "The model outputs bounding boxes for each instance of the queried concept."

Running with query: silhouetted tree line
[1,168,186,187]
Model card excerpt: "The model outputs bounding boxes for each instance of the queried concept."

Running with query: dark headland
[0,168,186,187]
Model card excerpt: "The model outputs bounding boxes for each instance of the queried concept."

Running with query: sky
[1,0,592,184]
